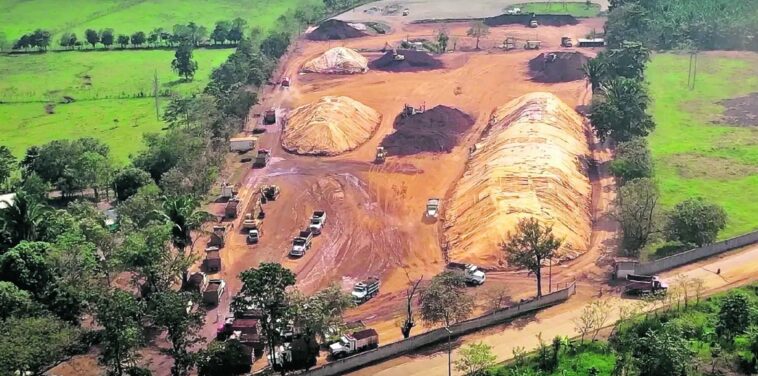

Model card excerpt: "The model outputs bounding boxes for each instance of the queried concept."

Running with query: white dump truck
[229,137,256,152]
[309,211,326,235]
[329,328,379,358]
[448,262,487,285]
[426,198,440,218]
[352,277,380,304]
[289,230,313,257]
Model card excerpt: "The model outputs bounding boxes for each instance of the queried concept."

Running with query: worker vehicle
[625,274,668,295]
[503,36,517,50]
[224,199,239,219]
[402,8,409,16]
[525,40,541,50]
[281,77,291,87]
[309,211,327,235]
[261,185,280,201]
[375,147,387,163]
[247,228,261,244]
[352,277,380,304]
[329,329,379,358]
[448,262,487,285]
[529,19,538,28]
[289,230,314,257]
[264,109,276,124]
[203,279,226,305]
[253,149,271,168]
[561,36,573,47]
[426,198,441,218]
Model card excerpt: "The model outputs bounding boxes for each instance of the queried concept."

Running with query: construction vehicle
[426,198,440,218]
[209,226,226,248]
[402,8,409,16]
[281,77,291,87]
[219,183,238,200]
[261,185,280,201]
[264,109,276,124]
[352,277,380,304]
[402,103,425,117]
[309,211,326,235]
[577,38,606,47]
[289,230,313,257]
[529,19,539,28]
[242,213,263,230]
[329,328,379,358]
[203,279,226,305]
[448,262,487,285]
[204,248,221,272]
[253,149,271,168]
[375,147,387,163]
[561,36,573,47]
[503,36,517,50]
[224,199,239,219]
[625,274,668,295]
[229,137,256,152]
[524,40,541,50]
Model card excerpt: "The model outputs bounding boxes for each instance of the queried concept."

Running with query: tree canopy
[665,197,727,247]
[501,218,562,297]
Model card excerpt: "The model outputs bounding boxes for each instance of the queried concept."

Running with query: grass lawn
[507,2,602,17]
[647,52,758,239]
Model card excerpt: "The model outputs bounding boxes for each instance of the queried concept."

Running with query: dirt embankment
[484,14,579,27]
[381,105,474,156]
[307,19,367,41]
[444,92,592,268]
[369,50,444,72]
[528,52,589,83]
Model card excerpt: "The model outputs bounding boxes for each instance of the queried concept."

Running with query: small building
[614,257,638,279]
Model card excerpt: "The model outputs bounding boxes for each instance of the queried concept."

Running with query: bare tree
[574,303,595,343]
[482,285,510,312]
[466,21,490,50]
[591,300,612,340]
[691,277,705,304]
[401,275,423,339]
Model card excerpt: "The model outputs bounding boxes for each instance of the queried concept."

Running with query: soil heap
[282,96,381,156]
[307,19,367,41]
[444,92,591,268]
[528,52,589,83]
[301,47,369,74]
[369,50,443,72]
[381,106,474,155]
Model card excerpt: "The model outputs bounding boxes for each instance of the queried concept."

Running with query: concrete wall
[636,231,758,275]
[305,283,577,376]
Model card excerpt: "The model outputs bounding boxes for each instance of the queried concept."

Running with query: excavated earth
[369,49,444,72]
[282,96,382,156]
[307,19,368,41]
[301,47,369,74]
[381,105,474,155]
[528,52,589,83]
[444,92,592,268]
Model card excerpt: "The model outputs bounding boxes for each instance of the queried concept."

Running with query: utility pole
[446,326,453,376]
[548,258,553,293]
[153,69,160,120]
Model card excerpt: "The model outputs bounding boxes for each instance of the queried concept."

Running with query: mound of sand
[369,50,443,72]
[444,92,591,268]
[282,96,381,156]
[301,47,369,74]
[528,52,589,83]
[307,20,367,41]
[381,106,474,155]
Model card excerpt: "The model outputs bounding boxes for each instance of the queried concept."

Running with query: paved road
[349,243,758,376]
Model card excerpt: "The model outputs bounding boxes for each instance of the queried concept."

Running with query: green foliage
[0,315,81,375]
[716,291,752,341]
[149,291,204,376]
[22,137,112,195]
[590,77,655,142]
[260,32,290,58]
[507,2,602,17]
[0,146,15,189]
[615,178,659,255]
[0,191,49,249]
[610,138,653,183]
[664,198,727,247]
[501,218,561,297]
[197,340,250,376]
[85,28,99,48]
[455,342,496,375]
[437,31,449,53]
[158,195,209,252]
[113,167,153,201]
[0,281,38,319]
[116,185,163,228]
[419,270,474,327]
[94,289,146,376]
[287,284,355,342]
[634,326,694,376]
[172,43,199,80]
[0,241,55,294]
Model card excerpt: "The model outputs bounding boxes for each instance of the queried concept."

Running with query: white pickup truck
[448,263,486,285]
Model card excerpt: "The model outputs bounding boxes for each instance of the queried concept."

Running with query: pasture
[508,2,602,17]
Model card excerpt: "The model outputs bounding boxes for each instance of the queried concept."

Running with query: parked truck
[229,137,256,152]
[309,211,326,235]
[203,279,226,305]
[208,226,226,248]
[224,199,239,219]
[329,328,379,358]
[253,149,271,168]
[426,198,440,218]
[264,109,276,124]
[625,274,668,295]
[289,230,313,257]
[352,277,380,304]
[219,183,238,200]
[448,262,487,285]
[261,185,280,201]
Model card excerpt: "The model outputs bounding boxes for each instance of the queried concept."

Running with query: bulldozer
[261,185,280,202]
[402,103,425,117]
[375,147,387,163]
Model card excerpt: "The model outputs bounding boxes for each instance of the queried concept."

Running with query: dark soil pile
[717,92,758,127]
[528,52,588,83]
[369,50,443,72]
[484,14,578,27]
[381,106,474,156]
[307,20,367,41]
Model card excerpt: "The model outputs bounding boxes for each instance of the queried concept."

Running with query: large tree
[210,21,230,45]
[100,28,115,48]
[634,326,693,376]
[197,340,250,376]
[113,167,153,201]
[118,223,189,296]
[157,195,210,285]
[609,137,653,183]
[582,57,607,92]
[150,290,204,376]
[590,77,655,142]
[716,291,751,340]
[419,271,474,327]
[260,32,290,58]
[0,145,14,189]
[85,28,99,48]
[172,43,199,80]
[0,191,49,248]
[466,21,489,50]
[94,289,146,376]
[615,178,659,255]
[501,218,562,297]
[454,342,496,376]
[0,281,38,318]
[664,198,727,247]
[0,315,81,375]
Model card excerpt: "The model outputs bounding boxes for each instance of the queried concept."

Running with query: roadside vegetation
[506,2,601,18]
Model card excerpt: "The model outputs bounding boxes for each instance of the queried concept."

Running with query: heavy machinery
[261,185,280,201]
[529,16,539,28]
[426,198,440,218]
[625,274,668,295]
[402,8,409,16]
[448,262,487,285]
[561,36,574,47]
[329,328,379,358]
[209,225,226,248]
[204,248,221,272]
[203,279,226,305]
[402,103,425,117]
[219,183,238,200]
[289,230,314,257]
[309,211,326,235]
[224,199,239,219]
[503,36,517,50]
[524,40,541,50]
[253,149,271,168]
[352,278,380,304]
[264,109,276,124]
[375,147,387,163]
[281,77,291,87]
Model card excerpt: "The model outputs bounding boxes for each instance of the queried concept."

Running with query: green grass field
[508,2,602,17]
[647,52,758,239]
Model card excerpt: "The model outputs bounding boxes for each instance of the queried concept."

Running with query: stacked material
[302,47,369,74]
[282,96,381,156]
[381,105,474,155]
[445,92,591,267]
[528,52,589,83]
[307,20,367,41]
[369,50,443,72]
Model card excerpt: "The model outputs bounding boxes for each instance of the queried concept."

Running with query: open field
[647,52,758,239]
[509,2,602,17]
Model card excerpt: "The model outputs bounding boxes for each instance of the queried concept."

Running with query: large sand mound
[302,47,369,74]
[282,96,381,156]
[444,92,591,268]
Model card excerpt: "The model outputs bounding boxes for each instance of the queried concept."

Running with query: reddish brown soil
[381,105,474,155]
[718,92,758,126]
[307,19,367,41]
[528,51,589,83]
[369,50,444,72]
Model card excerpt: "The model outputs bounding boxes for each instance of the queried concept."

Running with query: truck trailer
[289,230,313,257]
[352,277,380,304]
[625,274,668,295]
[329,328,379,358]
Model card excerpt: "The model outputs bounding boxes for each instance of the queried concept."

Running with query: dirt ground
[718,92,758,127]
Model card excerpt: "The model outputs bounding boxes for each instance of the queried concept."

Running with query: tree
[211,20,231,45]
[260,32,290,58]
[113,167,153,201]
[118,223,188,296]
[0,32,9,51]
[0,145,15,188]
[466,21,490,50]
[0,315,80,375]
[117,185,162,229]
[583,57,607,92]
[101,28,115,48]
[197,340,250,376]
[130,31,146,47]
[437,30,449,53]
[31,29,51,50]
[157,195,210,283]
[287,284,354,342]
[604,41,650,80]
[172,43,198,80]
[609,137,653,183]
[150,291,204,376]
[501,218,562,297]
[0,193,49,250]
[634,326,693,376]
[23,138,111,195]
[85,28,100,48]
[74,151,113,200]
[716,291,751,340]
[419,271,474,327]
[94,289,145,376]
[454,342,496,375]
[615,178,659,255]
[117,34,130,48]
[233,263,296,368]
[0,241,55,294]
[58,32,77,49]
[664,198,727,247]
[0,281,38,318]
[590,77,655,142]
[401,276,423,338]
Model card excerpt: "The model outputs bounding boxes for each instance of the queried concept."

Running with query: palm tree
[582,58,607,92]
[0,191,49,249]
[155,195,211,285]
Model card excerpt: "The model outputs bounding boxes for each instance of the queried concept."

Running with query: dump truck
[224,199,239,219]
[242,213,262,230]
[561,36,573,47]
[375,147,387,163]
[253,149,271,168]
[352,277,380,304]
[281,77,291,87]
[219,183,238,200]
[264,109,276,124]
[229,137,256,152]
[625,274,668,295]
[209,226,226,248]
[203,279,226,305]
[525,40,541,50]
[289,230,313,257]
[448,262,487,285]
[329,328,379,358]
[204,248,221,273]
[309,211,326,235]
[261,185,280,201]
[426,198,440,218]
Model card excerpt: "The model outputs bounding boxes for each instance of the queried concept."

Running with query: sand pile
[282,96,381,156]
[307,20,367,41]
[444,92,591,268]
[301,47,369,74]
[528,52,589,83]
[381,106,474,155]
[369,50,443,72]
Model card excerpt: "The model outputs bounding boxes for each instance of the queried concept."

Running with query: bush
[664,198,727,247]
[609,138,652,183]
